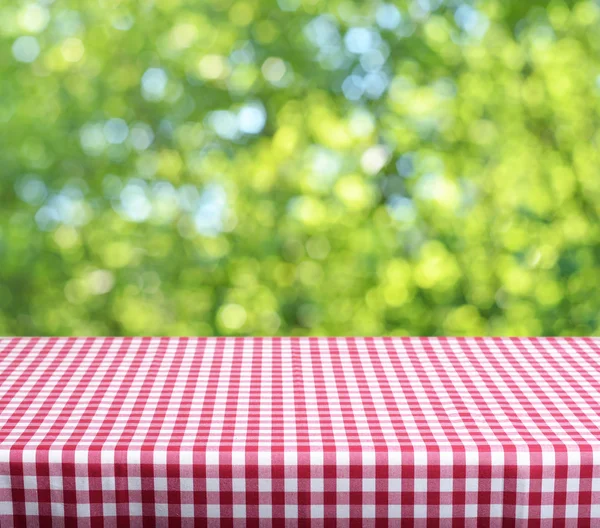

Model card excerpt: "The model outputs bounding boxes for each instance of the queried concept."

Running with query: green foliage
[1,0,600,336]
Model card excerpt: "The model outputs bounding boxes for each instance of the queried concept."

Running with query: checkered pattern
[1,337,600,526]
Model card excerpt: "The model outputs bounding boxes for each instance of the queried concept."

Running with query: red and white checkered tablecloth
[1,337,600,526]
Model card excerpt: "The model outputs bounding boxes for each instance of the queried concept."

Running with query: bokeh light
[1,0,600,337]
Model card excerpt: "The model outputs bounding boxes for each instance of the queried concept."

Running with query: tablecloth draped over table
[1,337,600,527]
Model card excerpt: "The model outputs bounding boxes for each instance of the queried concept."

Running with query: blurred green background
[1,0,600,337]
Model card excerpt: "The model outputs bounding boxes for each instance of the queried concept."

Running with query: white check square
[154,478,168,491]
[566,479,579,492]
[258,452,271,465]
[310,452,323,465]
[516,452,529,466]
[490,503,503,517]
[491,452,504,466]
[465,478,478,492]
[491,478,503,492]
[363,479,375,492]
[336,452,349,465]
[363,504,376,518]
[205,452,219,465]
[181,504,195,517]
[232,478,245,492]
[232,452,245,465]
[541,478,554,493]
[337,478,349,492]
[311,478,323,492]
[440,479,452,493]
[206,478,219,492]
[414,478,427,493]
[101,477,115,490]
[180,478,194,492]
[259,478,271,492]
[389,479,401,492]
[51,502,64,516]
[23,476,37,489]
[128,477,141,490]
[565,504,579,518]
[363,452,376,465]
[155,503,169,517]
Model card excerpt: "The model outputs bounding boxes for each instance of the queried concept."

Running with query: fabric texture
[0,337,599,526]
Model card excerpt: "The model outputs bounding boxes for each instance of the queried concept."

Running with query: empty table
[1,337,599,526]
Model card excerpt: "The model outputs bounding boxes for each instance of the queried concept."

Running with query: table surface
[1,337,600,526]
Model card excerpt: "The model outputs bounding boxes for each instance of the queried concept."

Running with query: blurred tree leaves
[1,0,600,336]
